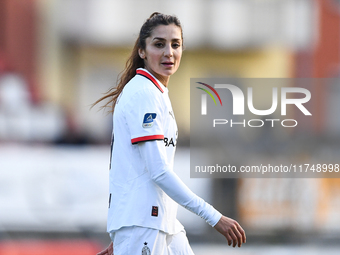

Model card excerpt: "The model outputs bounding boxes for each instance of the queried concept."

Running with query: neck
[156,75,169,87]
[144,68,169,87]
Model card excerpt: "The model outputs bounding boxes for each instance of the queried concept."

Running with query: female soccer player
[95,12,246,255]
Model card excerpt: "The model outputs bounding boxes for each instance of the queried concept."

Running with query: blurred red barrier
[0,240,102,255]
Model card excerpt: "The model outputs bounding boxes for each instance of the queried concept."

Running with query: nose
[164,44,173,57]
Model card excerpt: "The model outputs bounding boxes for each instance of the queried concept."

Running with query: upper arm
[124,89,165,145]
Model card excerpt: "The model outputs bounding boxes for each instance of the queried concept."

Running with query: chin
[162,68,177,76]
[163,71,174,76]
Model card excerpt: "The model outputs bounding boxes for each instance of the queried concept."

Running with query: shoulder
[126,74,162,95]
[123,68,165,97]
[121,75,164,105]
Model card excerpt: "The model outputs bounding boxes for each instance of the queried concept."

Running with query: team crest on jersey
[142,113,157,128]
[142,242,151,255]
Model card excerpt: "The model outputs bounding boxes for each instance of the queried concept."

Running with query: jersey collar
[136,68,167,93]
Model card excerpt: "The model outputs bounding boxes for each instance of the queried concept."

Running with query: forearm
[138,140,222,226]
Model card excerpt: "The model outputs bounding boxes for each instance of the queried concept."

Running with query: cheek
[175,51,182,63]
[145,46,158,59]
[148,51,162,63]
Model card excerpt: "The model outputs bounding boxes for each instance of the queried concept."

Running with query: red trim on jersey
[131,135,164,144]
[136,69,164,93]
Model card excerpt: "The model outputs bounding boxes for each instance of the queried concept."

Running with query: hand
[214,215,246,248]
[97,241,113,255]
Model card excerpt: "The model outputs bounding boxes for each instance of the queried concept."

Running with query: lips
[162,62,174,67]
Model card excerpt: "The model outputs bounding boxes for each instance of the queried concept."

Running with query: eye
[155,42,164,47]
[172,43,181,49]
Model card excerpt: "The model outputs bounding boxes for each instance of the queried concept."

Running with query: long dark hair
[92,12,183,112]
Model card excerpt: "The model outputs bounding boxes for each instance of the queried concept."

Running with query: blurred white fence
[56,0,315,50]
[0,146,211,233]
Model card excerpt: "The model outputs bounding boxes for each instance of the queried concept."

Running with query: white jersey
[107,68,221,235]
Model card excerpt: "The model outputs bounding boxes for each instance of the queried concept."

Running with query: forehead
[150,24,182,40]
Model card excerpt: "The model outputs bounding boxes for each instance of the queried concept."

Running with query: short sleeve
[124,89,165,144]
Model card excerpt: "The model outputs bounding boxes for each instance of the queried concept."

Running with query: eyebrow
[152,37,182,41]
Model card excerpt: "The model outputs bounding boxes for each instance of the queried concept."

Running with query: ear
[138,48,146,59]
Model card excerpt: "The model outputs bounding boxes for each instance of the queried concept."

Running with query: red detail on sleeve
[131,135,164,144]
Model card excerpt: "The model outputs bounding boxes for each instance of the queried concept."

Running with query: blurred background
[1,0,340,254]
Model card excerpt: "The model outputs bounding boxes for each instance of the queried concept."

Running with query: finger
[97,248,108,255]
[231,224,243,247]
[229,230,238,247]
[108,246,113,254]
[236,224,246,244]
[225,233,233,246]
[231,228,243,247]
[107,241,113,254]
